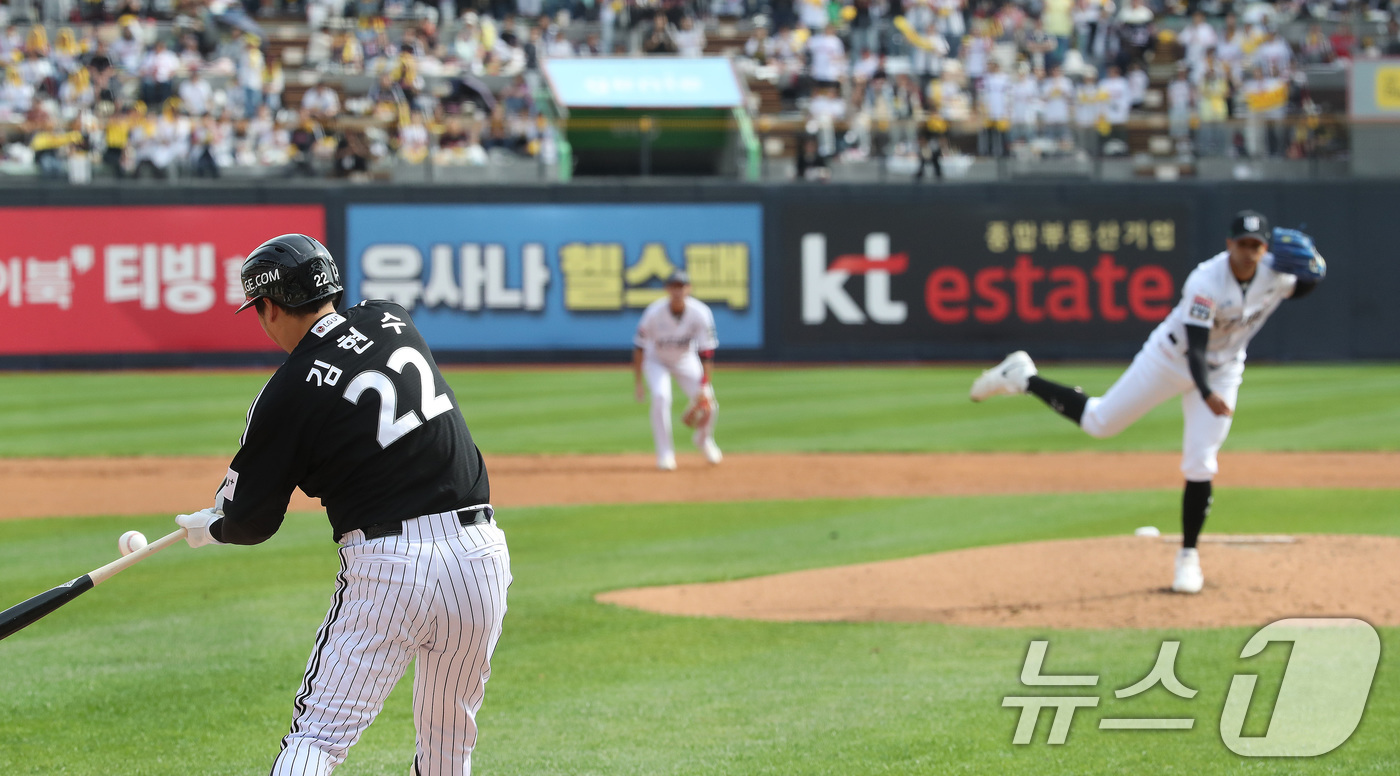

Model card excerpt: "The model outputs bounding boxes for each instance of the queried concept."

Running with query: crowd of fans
[0,0,1384,181]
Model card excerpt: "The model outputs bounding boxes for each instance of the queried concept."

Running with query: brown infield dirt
[3,451,1397,629]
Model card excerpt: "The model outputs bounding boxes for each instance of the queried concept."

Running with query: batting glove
[176,508,227,549]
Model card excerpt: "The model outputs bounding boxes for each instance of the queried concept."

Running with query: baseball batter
[969,211,1325,593]
[174,235,509,775]
[632,270,723,470]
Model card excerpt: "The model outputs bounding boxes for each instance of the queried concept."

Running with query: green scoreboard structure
[541,58,759,178]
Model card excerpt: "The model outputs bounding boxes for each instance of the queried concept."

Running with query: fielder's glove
[682,386,716,429]
[176,508,226,549]
[1268,227,1327,282]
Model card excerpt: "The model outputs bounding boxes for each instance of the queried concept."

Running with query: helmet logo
[245,268,280,293]
[1244,216,1260,232]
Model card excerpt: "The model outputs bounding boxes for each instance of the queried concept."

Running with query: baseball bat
[0,527,187,643]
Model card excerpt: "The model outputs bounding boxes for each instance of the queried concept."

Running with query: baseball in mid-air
[118,530,148,556]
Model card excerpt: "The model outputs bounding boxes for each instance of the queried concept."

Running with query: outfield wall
[0,182,1392,367]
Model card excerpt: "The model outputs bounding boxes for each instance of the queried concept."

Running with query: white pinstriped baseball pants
[1079,345,1242,482]
[271,508,511,776]
[643,355,717,462]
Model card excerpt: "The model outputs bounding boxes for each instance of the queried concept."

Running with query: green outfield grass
[0,363,1397,457]
[1,489,1397,776]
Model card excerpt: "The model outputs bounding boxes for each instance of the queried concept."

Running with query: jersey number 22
[342,346,453,448]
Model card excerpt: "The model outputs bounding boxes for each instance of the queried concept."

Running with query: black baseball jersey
[212,300,489,544]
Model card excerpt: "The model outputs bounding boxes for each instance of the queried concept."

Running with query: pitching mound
[597,534,1400,629]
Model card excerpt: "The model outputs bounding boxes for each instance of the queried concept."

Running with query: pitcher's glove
[682,386,715,429]
[1268,227,1327,282]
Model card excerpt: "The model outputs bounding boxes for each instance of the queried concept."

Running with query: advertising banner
[543,57,744,108]
[345,204,763,351]
[782,199,1196,356]
[0,205,325,355]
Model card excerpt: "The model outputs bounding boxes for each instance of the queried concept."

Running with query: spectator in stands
[598,0,618,53]
[398,110,430,163]
[334,128,372,178]
[1301,24,1334,64]
[453,14,483,64]
[1099,62,1129,152]
[52,27,84,76]
[1385,19,1400,57]
[287,109,321,175]
[59,67,96,118]
[1043,0,1073,62]
[1022,17,1055,73]
[264,57,284,113]
[915,118,944,181]
[238,36,266,118]
[139,39,180,107]
[85,38,113,75]
[21,47,58,97]
[962,24,992,94]
[0,66,35,120]
[31,112,82,179]
[642,13,678,54]
[111,18,145,73]
[178,69,214,116]
[934,0,966,57]
[1126,60,1147,109]
[1116,0,1152,69]
[1191,46,1227,89]
[1216,15,1245,83]
[1008,62,1040,149]
[932,62,968,128]
[335,30,365,70]
[795,134,830,181]
[302,82,341,119]
[902,10,948,87]
[103,105,132,177]
[852,48,880,84]
[674,15,706,57]
[369,72,407,118]
[1084,4,1118,69]
[1241,64,1286,157]
[1254,28,1292,78]
[177,33,205,70]
[848,0,879,64]
[1197,70,1229,156]
[1074,68,1104,156]
[798,0,828,32]
[246,103,278,161]
[890,74,923,155]
[807,24,846,88]
[1167,65,1192,146]
[1039,64,1073,150]
[0,25,22,61]
[389,48,424,105]
[191,115,221,177]
[807,83,846,156]
[978,59,1009,156]
[1177,11,1216,72]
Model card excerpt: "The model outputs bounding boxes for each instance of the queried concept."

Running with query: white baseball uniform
[634,296,719,464]
[1079,251,1298,480]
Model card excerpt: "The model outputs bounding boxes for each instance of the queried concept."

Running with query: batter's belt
[355,506,493,541]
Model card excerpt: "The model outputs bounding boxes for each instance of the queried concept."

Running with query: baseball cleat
[1171,548,1204,594]
[692,429,723,464]
[969,351,1037,402]
[657,453,677,471]
[702,440,723,465]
